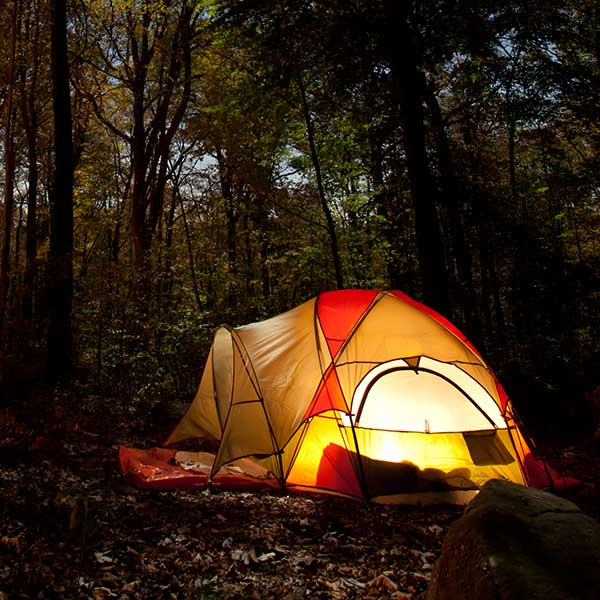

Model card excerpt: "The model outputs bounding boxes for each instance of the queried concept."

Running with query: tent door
[354,367,497,434]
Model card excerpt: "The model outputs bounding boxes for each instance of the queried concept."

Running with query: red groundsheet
[118,447,280,492]
[119,446,579,495]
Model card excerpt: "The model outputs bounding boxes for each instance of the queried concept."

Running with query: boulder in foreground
[427,479,600,600]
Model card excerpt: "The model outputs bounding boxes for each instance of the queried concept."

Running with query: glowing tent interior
[120,289,577,503]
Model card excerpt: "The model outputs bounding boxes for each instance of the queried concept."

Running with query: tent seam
[229,328,286,485]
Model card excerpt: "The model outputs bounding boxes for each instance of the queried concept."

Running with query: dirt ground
[1,409,598,600]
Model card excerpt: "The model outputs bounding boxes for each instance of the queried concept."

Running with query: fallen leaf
[94,551,114,564]
[369,574,398,592]
[231,547,258,565]
[257,551,276,562]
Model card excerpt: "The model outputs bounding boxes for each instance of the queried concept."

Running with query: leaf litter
[0,424,471,599]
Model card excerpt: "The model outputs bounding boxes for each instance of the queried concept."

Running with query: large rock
[426,479,600,600]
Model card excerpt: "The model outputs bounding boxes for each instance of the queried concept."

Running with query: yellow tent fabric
[167,290,534,503]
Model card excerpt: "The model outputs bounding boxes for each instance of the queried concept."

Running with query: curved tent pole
[281,420,311,482]
[507,404,556,491]
[209,327,236,481]
[353,366,499,430]
[347,412,370,502]
[228,326,286,487]
[504,413,531,486]
[211,326,227,438]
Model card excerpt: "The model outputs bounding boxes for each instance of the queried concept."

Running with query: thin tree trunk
[47,0,75,380]
[462,122,495,344]
[508,118,521,218]
[478,213,504,344]
[297,77,344,290]
[215,146,238,276]
[255,192,270,300]
[162,187,177,298]
[22,102,39,320]
[95,262,104,381]
[260,236,270,300]
[177,189,203,310]
[15,198,24,270]
[0,0,18,325]
[488,251,505,339]
[148,137,170,237]
[112,218,122,264]
[370,142,405,289]
[478,237,493,341]
[111,169,129,265]
[243,193,252,295]
[567,202,583,263]
[19,0,41,323]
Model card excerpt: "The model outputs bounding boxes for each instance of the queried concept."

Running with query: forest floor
[0,400,598,600]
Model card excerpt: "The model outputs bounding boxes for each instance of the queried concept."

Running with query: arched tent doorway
[336,359,524,501]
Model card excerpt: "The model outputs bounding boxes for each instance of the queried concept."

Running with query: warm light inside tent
[287,414,362,497]
[377,436,406,463]
[352,360,503,434]
[354,429,471,472]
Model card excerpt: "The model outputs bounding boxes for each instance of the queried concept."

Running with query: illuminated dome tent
[165,289,569,503]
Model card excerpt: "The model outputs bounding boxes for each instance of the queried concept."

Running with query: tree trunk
[14,199,24,270]
[162,186,177,298]
[461,122,502,345]
[399,75,447,313]
[478,233,493,340]
[370,141,407,290]
[255,192,271,300]
[112,217,122,264]
[243,193,252,295]
[177,188,203,310]
[0,0,18,325]
[22,102,39,321]
[425,85,481,339]
[382,4,448,313]
[508,118,521,218]
[297,77,344,290]
[19,0,42,324]
[215,147,238,276]
[127,4,193,301]
[47,0,75,380]
[130,52,152,295]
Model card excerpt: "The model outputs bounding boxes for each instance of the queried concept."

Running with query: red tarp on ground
[118,446,280,492]
[120,446,580,495]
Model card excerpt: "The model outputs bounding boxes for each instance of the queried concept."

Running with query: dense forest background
[1,0,599,439]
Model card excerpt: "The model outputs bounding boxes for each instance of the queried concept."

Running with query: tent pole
[349,420,369,503]
[276,451,286,490]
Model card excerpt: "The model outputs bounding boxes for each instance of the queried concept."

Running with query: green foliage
[76,286,213,418]
[1,0,599,436]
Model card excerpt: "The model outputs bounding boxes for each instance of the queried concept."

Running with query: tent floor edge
[370,489,478,506]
